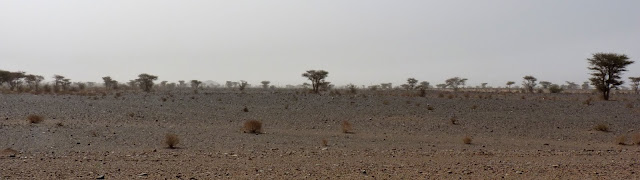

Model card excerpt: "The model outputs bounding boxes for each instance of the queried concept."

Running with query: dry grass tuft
[593,123,609,132]
[243,120,263,134]
[438,93,445,98]
[447,94,454,99]
[615,135,627,145]
[626,103,634,109]
[27,115,44,124]
[520,95,526,100]
[632,133,640,145]
[342,120,353,133]
[382,100,390,105]
[165,133,180,149]
[463,136,472,144]
[427,105,434,111]
[322,139,328,147]
[242,106,249,112]
[471,105,478,110]
[583,98,592,106]
[128,113,135,118]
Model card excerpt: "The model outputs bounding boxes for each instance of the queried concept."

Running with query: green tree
[522,76,537,93]
[261,81,270,89]
[587,53,634,100]
[302,70,329,93]
[628,77,640,94]
[190,80,202,89]
[136,73,158,92]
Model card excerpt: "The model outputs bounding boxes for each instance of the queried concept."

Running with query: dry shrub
[165,133,180,149]
[450,117,458,125]
[27,115,44,124]
[128,113,135,118]
[1,148,18,157]
[56,122,64,127]
[447,94,454,99]
[593,123,609,132]
[626,103,634,109]
[463,136,472,144]
[242,106,249,112]
[322,139,328,147]
[438,93,445,98]
[427,105,434,111]
[243,120,262,134]
[632,133,640,145]
[521,95,526,100]
[615,135,627,145]
[583,98,592,106]
[471,105,477,110]
[463,93,470,99]
[382,100,390,105]
[341,120,353,133]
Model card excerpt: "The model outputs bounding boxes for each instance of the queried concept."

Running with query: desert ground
[1,88,639,179]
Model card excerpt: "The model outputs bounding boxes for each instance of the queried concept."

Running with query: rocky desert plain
[1,88,639,179]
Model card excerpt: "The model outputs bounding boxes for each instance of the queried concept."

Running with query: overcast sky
[1,0,639,87]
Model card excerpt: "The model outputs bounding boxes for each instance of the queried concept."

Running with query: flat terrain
[1,89,639,179]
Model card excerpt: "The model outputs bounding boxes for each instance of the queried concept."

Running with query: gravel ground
[1,89,639,179]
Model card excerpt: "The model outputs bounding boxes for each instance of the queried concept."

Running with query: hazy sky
[1,0,639,87]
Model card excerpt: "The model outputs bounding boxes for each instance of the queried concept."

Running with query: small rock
[552,164,559,168]
[321,148,328,151]
[96,175,105,179]
[138,173,148,177]
[516,171,523,174]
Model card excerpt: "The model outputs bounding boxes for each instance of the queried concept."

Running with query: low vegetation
[341,120,353,134]
[165,133,180,149]
[27,115,44,124]
[593,123,609,132]
[463,136,472,144]
[243,120,263,134]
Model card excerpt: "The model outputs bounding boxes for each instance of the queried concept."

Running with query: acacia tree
[539,81,551,89]
[403,78,418,90]
[302,70,329,93]
[629,77,640,94]
[190,80,202,89]
[261,81,270,89]
[102,76,118,90]
[238,80,248,91]
[506,81,515,89]
[582,81,590,90]
[522,76,537,93]
[53,75,65,91]
[445,77,466,91]
[418,81,430,89]
[136,73,158,92]
[587,53,634,100]
[7,71,26,91]
[25,74,44,91]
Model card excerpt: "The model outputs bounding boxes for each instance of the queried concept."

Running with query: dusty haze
[1,0,639,87]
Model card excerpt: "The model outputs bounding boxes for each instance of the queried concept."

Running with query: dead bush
[27,115,44,124]
[242,106,249,112]
[615,135,627,145]
[165,133,180,149]
[593,123,609,132]
[626,103,634,109]
[342,120,353,133]
[322,139,328,147]
[632,133,640,145]
[463,136,472,144]
[450,117,458,125]
[471,105,478,110]
[583,98,592,106]
[382,100,390,105]
[427,105,434,111]
[243,120,263,134]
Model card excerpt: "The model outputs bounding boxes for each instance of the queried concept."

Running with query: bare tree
[261,81,270,89]
[136,73,158,92]
[522,76,537,93]
[302,70,329,93]
[587,53,634,100]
